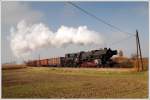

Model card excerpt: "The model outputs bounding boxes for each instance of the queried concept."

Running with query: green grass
[2,67,148,98]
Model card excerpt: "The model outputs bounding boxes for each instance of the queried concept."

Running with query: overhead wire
[67,2,134,36]
[107,35,135,47]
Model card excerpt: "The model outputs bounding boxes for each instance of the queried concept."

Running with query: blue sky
[2,1,149,64]
[29,2,148,32]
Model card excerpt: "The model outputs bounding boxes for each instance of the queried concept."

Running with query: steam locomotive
[26,48,117,67]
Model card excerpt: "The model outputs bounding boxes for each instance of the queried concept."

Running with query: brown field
[2,65,148,98]
[2,64,27,70]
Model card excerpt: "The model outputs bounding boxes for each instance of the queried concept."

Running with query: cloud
[10,20,104,57]
[2,2,43,26]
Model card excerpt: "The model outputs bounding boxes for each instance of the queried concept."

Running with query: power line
[107,34,135,46]
[68,2,134,36]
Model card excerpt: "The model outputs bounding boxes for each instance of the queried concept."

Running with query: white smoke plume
[10,20,104,57]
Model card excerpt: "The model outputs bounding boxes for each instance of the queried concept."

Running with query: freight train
[25,48,117,67]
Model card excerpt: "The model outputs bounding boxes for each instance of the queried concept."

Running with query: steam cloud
[10,20,104,57]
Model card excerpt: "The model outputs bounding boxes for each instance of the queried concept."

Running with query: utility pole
[39,54,41,66]
[136,30,143,71]
[136,30,144,71]
[136,31,139,71]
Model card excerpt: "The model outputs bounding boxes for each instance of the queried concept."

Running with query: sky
[1,1,149,64]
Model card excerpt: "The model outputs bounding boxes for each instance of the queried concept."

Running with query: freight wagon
[40,59,48,66]
[26,60,38,67]
[47,57,65,67]
[26,57,65,67]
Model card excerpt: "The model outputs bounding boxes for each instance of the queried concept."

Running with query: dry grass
[2,66,148,98]
[2,64,27,70]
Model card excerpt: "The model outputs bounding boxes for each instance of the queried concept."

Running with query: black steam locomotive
[64,48,117,67]
[26,48,117,67]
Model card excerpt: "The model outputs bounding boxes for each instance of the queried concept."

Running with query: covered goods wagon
[40,59,49,66]
[48,57,65,67]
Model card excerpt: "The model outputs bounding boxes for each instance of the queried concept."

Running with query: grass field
[2,66,148,98]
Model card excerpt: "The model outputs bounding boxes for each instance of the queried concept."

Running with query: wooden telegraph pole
[136,31,140,71]
[39,54,41,66]
[136,30,144,71]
